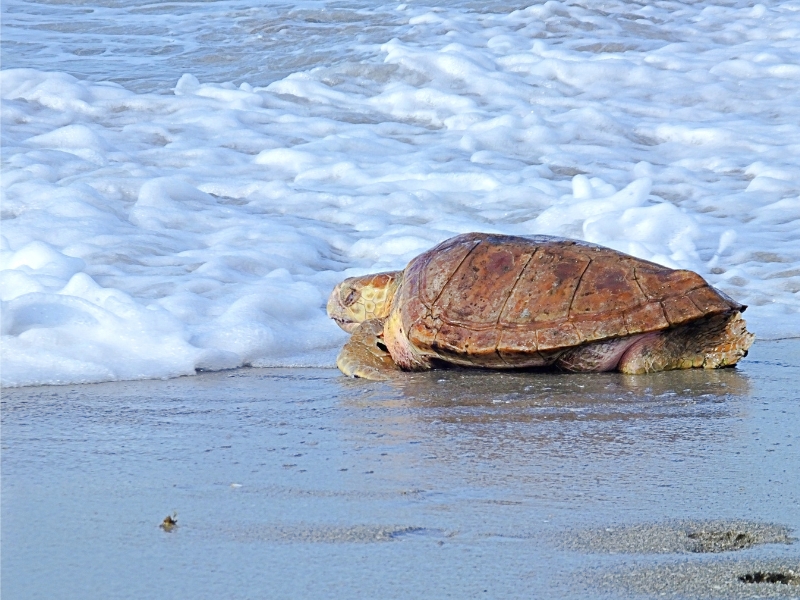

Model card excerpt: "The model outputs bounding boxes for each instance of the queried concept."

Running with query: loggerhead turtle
[327,232,754,380]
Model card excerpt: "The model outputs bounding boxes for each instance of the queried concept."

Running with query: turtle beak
[333,317,359,333]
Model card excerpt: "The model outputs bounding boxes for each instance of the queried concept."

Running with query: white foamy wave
[2,0,799,386]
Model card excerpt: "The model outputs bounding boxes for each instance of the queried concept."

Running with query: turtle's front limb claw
[336,319,401,381]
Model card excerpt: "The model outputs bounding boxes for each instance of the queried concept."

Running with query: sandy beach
[2,339,799,599]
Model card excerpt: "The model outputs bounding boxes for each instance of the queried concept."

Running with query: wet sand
[2,340,799,599]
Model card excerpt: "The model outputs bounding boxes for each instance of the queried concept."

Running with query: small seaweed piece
[160,512,178,532]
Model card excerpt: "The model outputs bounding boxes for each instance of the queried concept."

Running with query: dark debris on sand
[585,562,800,599]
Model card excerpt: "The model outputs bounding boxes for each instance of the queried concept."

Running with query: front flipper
[336,319,400,380]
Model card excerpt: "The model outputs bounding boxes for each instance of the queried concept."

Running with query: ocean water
[2,0,799,387]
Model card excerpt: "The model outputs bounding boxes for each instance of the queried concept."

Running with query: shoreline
[6,336,800,391]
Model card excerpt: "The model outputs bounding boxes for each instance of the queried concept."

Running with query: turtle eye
[342,287,359,307]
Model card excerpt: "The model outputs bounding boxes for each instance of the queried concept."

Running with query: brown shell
[391,232,744,367]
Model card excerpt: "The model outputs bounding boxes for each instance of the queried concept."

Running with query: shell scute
[406,314,437,349]
[663,295,704,325]
[634,267,705,299]
[496,346,554,368]
[496,329,539,356]
[417,236,481,308]
[571,313,628,343]
[688,286,739,315]
[570,259,647,317]
[432,322,504,366]
[434,241,533,325]
[624,302,670,334]
[499,247,589,325]
[534,322,582,351]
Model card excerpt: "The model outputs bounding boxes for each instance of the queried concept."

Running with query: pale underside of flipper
[336,319,401,380]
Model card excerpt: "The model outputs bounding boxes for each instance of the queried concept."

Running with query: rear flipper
[336,319,401,380]
[618,311,754,374]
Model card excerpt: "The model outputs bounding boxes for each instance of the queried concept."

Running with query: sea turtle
[327,232,754,380]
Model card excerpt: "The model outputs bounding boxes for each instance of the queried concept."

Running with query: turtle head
[327,271,401,333]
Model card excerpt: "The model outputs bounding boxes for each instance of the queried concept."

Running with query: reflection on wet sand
[333,365,754,504]
[391,366,751,406]
[338,366,749,437]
